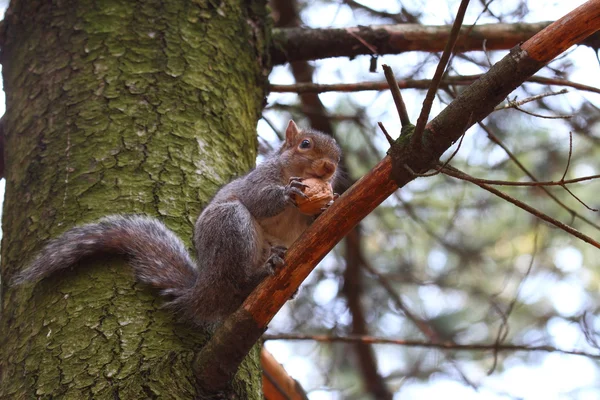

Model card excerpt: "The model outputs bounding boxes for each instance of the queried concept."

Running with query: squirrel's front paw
[285,177,309,206]
[265,246,287,274]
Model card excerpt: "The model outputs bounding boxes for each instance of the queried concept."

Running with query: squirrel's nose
[313,159,336,179]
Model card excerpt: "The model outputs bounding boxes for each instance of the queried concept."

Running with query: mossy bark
[0,0,270,398]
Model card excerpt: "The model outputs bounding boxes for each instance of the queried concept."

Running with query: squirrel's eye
[299,139,312,149]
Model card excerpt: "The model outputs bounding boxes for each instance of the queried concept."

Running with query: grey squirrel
[13,120,341,325]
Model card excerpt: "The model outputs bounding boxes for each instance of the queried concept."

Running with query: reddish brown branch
[271,22,600,64]
[195,2,600,391]
[522,5,600,62]
[261,348,309,400]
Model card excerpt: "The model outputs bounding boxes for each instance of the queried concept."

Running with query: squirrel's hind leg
[189,201,269,321]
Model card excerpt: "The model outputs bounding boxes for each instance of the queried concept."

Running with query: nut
[294,178,334,215]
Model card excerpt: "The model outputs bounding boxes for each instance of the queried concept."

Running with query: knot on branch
[386,123,438,185]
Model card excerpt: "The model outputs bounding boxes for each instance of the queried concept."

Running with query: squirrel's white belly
[258,207,311,248]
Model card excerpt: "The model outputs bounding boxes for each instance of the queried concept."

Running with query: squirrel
[13,120,341,326]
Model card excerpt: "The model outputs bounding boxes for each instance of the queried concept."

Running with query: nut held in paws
[294,178,334,215]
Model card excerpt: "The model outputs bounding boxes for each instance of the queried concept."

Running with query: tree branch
[413,0,471,145]
[263,334,600,359]
[269,75,600,95]
[271,21,600,64]
[272,1,391,398]
[479,122,600,231]
[440,165,600,248]
[195,1,600,391]
[261,348,309,400]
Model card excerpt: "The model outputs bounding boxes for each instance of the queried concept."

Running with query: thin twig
[269,75,600,95]
[382,64,411,127]
[263,334,600,359]
[488,223,539,374]
[557,132,598,211]
[442,165,600,249]
[412,0,471,145]
[360,260,441,341]
[360,251,479,389]
[581,312,600,351]
[435,173,600,187]
[345,28,378,54]
[378,122,395,146]
[342,0,417,23]
[561,185,598,211]
[561,131,573,182]
[462,130,597,210]
[494,89,568,110]
[479,122,600,231]
[510,104,572,119]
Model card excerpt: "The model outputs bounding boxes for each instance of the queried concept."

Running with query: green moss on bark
[0,0,270,398]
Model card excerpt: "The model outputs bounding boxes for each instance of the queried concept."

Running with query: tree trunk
[0,0,270,398]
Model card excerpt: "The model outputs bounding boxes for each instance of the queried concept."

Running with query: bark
[261,348,309,400]
[271,22,600,64]
[0,0,269,398]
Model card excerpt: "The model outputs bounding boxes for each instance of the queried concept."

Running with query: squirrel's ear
[285,120,300,143]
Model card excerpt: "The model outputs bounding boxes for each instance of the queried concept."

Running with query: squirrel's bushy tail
[13,215,198,297]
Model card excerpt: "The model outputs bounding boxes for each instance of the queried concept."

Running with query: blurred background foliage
[260,0,600,398]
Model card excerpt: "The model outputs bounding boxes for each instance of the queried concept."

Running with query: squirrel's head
[279,120,341,182]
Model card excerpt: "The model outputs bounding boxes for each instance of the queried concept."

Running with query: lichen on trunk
[0,0,270,398]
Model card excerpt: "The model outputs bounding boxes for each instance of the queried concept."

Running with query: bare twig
[436,173,600,187]
[554,131,597,210]
[263,334,600,359]
[441,165,600,249]
[382,64,411,127]
[345,28,378,54]
[378,122,395,146]
[412,0,471,145]
[509,104,572,119]
[360,259,441,341]
[561,131,574,182]
[342,0,418,23]
[488,224,539,374]
[269,75,600,94]
[494,89,568,110]
[581,312,600,351]
[479,122,600,230]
